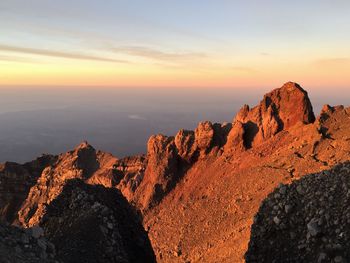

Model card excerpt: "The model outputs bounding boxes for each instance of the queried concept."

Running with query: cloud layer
[0,44,128,64]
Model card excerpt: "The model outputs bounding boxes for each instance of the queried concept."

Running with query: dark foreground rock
[40,179,156,263]
[246,162,350,263]
[0,223,57,263]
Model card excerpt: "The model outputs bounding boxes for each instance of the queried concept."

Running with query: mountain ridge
[1,82,350,262]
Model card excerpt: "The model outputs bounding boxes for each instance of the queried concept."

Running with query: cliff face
[1,82,350,262]
[0,155,57,223]
[233,82,315,148]
[0,143,156,263]
[17,142,117,227]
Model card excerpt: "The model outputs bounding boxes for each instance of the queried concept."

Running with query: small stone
[307,220,321,236]
[31,226,44,239]
[284,204,292,213]
[334,256,343,263]
[317,252,327,263]
[21,234,29,244]
[279,185,287,195]
[296,185,303,194]
[273,216,281,225]
[290,232,296,239]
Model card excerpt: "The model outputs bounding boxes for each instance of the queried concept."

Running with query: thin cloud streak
[0,44,129,64]
[111,46,207,61]
[313,57,350,67]
[0,54,39,64]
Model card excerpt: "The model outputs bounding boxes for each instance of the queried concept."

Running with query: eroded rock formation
[1,82,350,263]
[17,142,116,227]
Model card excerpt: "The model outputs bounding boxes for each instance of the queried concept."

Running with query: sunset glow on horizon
[1,0,350,89]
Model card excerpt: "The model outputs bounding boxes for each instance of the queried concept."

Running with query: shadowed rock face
[0,155,57,223]
[17,142,117,227]
[40,179,156,263]
[133,134,179,210]
[0,222,57,263]
[246,162,350,263]
[113,155,147,201]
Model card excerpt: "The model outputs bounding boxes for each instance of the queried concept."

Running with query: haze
[0,86,347,163]
[0,1,350,162]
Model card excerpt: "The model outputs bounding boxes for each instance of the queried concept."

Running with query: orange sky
[1,1,350,88]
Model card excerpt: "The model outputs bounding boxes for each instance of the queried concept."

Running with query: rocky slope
[41,179,156,263]
[0,222,57,263]
[135,82,350,262]
[246,162,350,263]
[1,82,350,262]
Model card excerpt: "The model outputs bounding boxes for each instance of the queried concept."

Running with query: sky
[0,0,350,89]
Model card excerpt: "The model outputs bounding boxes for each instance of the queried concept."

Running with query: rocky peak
[231,82,315,149]
[195,121,215,152]
[17,142,111,227]
[175,129,196,162]
[261,82,315,128]
[133,134,179,210]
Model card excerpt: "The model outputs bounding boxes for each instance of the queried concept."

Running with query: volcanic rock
[113,155,147,201]
[0,222,57,262]
[40,179,156,263]
[234,82,315,148]
[175,129,196,162]
[1,82,350,263]
[0,155,57,223]
[133,134,179,210]
[246,162,350,262]
[195,121,215,153]
[17,142,116,227]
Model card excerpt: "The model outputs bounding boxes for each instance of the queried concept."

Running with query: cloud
[313,57,350,67]
[110,46,207,61]
[128,114,147,120]
[0,54,39,63]
[0,44,128,64]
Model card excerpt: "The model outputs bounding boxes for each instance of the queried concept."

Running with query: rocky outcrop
[224,121,245,152]
[195,121,215,153]
[113,155,147,201]
[113,82,317,211]
[0,155,57,223]
[17,142,116,227]
[0,222,57,262]
[175,129,196,162]
[40,179,156,263]
[133,135,179,210]
[233,82,315,148]
[246,162,350,263]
